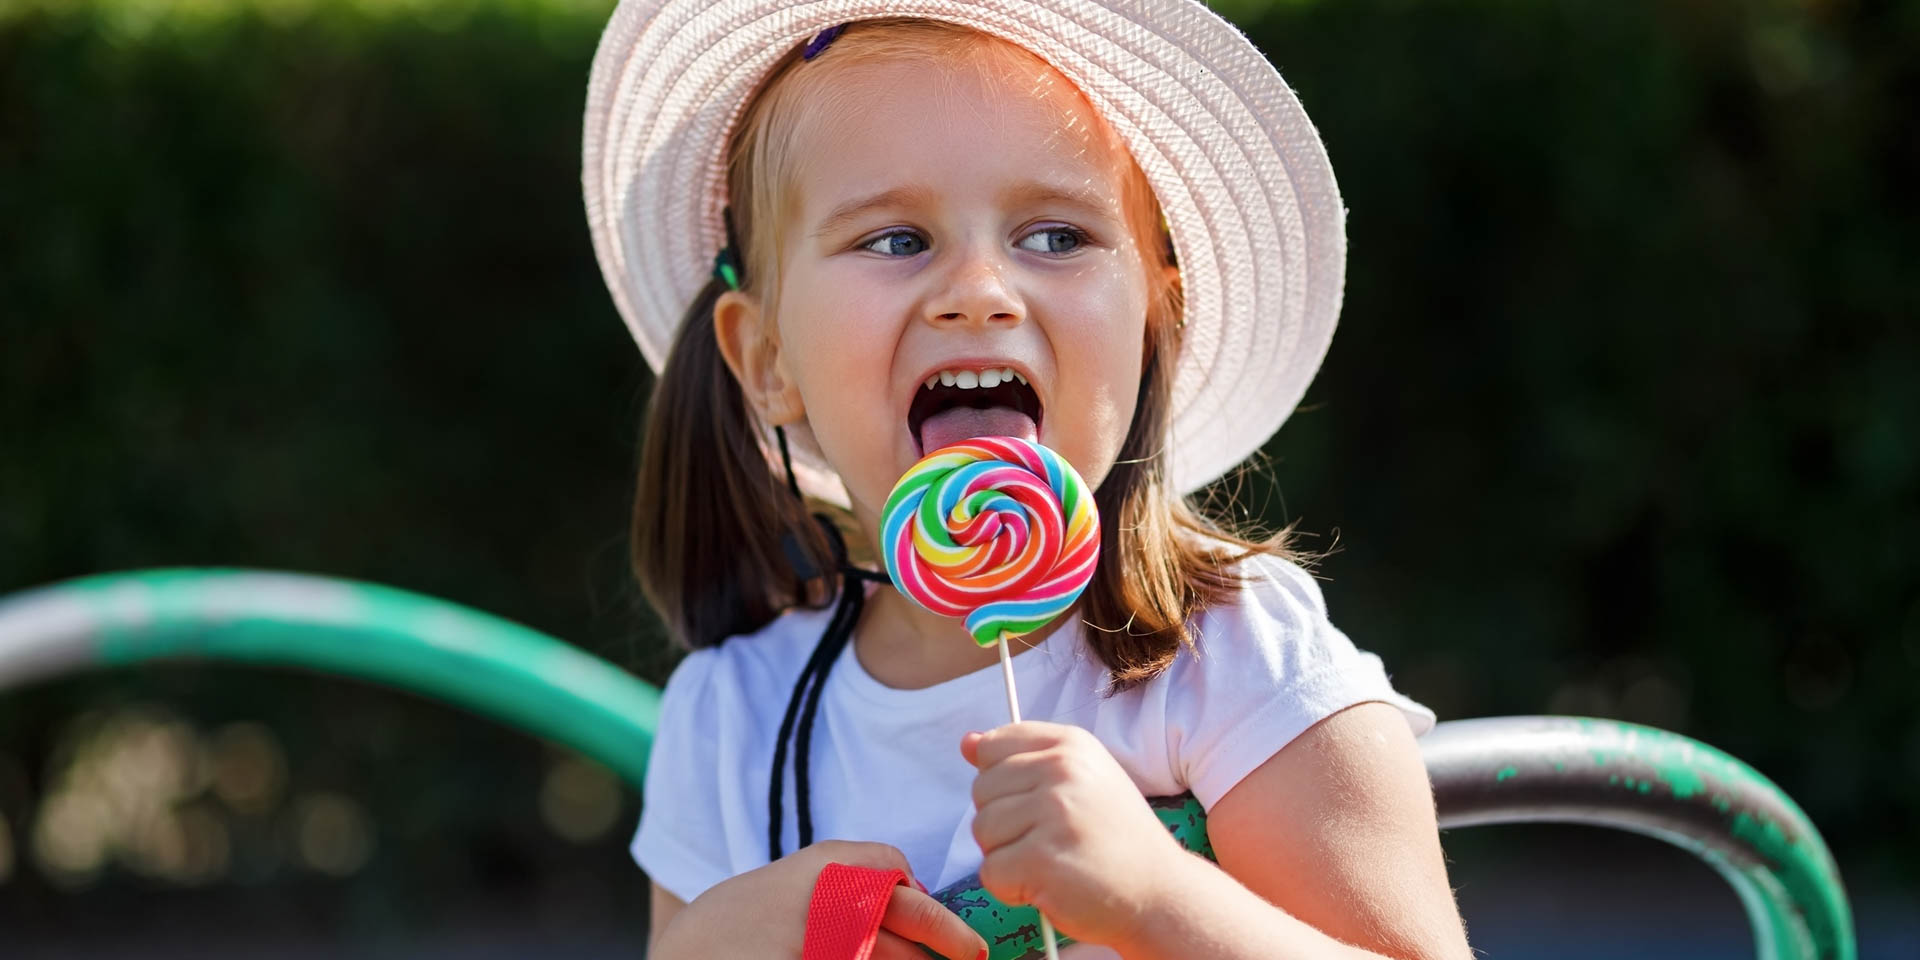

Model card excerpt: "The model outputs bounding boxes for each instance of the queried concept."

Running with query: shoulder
[1156,549,1435,808]
[1203,549,1334,632]
[659,602,835,710]
[1179,549,1344,670]
[1178,549,1427,724]
[647,601,838,769]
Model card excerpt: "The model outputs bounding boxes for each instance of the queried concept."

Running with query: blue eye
[1017,225,1091,255]
[862,230,929,257]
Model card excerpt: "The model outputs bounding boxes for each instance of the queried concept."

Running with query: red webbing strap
[802,862,908,960]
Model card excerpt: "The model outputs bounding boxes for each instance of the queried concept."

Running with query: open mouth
[908,366,1045,455]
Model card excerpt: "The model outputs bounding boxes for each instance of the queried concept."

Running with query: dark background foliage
[1,0,1914,954]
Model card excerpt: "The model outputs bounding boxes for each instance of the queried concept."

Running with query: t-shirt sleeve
[1167,555,1436,811]
[630,648,733,904]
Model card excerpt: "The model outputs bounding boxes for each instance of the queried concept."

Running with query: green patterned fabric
[928,793,1212,959]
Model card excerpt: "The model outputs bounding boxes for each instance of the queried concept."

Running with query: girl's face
[730,52,1156,537]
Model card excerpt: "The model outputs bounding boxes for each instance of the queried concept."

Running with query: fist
[656,840,987,960]
[962,722,1185,947]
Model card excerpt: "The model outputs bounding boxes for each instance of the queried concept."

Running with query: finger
[969,748,1059,808]
[971,792,1041,854]
[870,929,929,960]
[977,841,1040,908]
[968,721,1071,769]
[872,928,981,960]
[798,840,914,882]
[960,730,986,766]
[881,885,989,960]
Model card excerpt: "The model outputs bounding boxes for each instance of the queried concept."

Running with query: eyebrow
[810,185,938,239]
[999,180,1120,220]
[808,180,1122,239]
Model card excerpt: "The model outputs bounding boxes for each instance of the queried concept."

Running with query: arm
[1113,701,1470,960]
[965,703,1469,960]
[649,882,686,953]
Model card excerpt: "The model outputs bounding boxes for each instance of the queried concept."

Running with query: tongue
[917,405,1039,454]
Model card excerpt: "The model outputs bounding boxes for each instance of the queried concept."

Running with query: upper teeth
[925,367,1026,390]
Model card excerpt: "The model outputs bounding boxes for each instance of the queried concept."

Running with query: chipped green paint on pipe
[0,568,661,790]
[1423,716,1854,960]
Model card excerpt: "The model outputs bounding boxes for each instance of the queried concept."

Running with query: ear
[712,289,806,426]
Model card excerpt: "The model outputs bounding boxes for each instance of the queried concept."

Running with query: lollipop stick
[995,632,1061,960]
[996,631,1023,723]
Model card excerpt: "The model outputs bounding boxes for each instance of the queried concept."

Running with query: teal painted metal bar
[0,569,1855,959]
[1424,716,1855,960]
[0,568,661,790]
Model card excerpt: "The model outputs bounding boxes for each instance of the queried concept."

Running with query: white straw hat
[582,0,1346,497]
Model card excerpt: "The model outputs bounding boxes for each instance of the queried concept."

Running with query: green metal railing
[0,568,1856,959]
[0,568,660,787]
[1424,716,1855,960]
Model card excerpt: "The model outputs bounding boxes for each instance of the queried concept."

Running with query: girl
[582,4,1472,959]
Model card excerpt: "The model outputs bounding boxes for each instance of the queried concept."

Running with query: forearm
[649,885,774,960]
[650,896,732,960]
[1109,854,1387,960]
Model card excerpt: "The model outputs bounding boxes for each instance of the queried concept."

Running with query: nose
[925,242,1023,329]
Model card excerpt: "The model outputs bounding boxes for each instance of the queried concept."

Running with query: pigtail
[631,277,835,649]
[1081,235,1298,692]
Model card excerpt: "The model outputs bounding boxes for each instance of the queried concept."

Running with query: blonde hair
[633,18,1295,688]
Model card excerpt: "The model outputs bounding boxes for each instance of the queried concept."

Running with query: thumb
[960,730,986,768]
[881,885,988,960]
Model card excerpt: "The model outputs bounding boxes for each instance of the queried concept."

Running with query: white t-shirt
[632,553,1434,902]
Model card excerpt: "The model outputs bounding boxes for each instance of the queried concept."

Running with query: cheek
[776,282,906,508]
[1049,275,1149,486]
[780,276,897,400]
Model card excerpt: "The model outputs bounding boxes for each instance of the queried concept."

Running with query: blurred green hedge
[1,0,1915,931]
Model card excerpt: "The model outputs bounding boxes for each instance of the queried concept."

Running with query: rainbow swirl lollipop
[880,436,1100,646]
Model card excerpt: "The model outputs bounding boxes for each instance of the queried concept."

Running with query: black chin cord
[766,427,892,861]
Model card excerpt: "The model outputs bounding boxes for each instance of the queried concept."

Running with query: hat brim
[583,0,1345,497]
